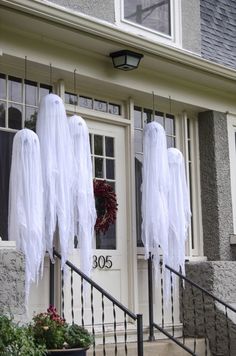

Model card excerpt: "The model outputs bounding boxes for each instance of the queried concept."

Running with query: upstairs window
[123,0,171,36]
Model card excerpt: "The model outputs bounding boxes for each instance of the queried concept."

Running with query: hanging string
[74,68,77,114]
[24,56,27,124]
[50,63,53,92]
[152,91,155,122]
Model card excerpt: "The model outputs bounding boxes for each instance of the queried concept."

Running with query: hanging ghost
[141,121,170,279]
[168,148,191,276]
[36,93,74,268]
[8,128,45,303]
[68,115,96,278]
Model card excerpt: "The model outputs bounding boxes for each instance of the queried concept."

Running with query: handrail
[53,249,138,320]
[165,263,236,314]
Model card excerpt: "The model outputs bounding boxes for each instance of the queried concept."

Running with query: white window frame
[116,0,182,47]
[134,109,203,259]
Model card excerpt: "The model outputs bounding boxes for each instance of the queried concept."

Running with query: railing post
[148,253,155,341]
[49,259,55,306]
[137,314,144,356]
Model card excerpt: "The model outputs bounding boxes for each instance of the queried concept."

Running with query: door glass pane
[96,181,116,249]
[94,135,103,156]
[8,76,22,102]
[95,157,104,178]
[106,159,115,180]
[96,224,116,249]
[92,131,117,250]
[8,104,22,130]
[105,137,114,157]
[0,131,15,240]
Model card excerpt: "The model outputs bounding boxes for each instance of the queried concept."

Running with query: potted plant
[31,306,93,356]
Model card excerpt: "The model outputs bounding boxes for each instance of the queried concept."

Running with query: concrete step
[87,338,211,356]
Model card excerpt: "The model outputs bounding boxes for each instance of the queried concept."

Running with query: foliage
[65,324,94,349]
[31,306,93,350]
[0,315,46,356]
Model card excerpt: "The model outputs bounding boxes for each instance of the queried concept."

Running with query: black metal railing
[50,250,143,356]
[148,255,236,356]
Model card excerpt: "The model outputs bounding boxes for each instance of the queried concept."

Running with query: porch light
[110,50,143,71]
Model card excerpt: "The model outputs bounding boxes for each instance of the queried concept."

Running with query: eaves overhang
[1,0,236,83]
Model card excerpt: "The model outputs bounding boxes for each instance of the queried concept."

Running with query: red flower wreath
[93,179,118,234]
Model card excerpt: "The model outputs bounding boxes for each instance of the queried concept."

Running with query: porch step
[87,338,211,356]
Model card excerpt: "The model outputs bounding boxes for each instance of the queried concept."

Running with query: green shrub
[65,324,94,349]
[0,315,46,356]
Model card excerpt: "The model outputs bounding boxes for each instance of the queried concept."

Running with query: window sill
[230,234,236,245]
[0,240,16,250]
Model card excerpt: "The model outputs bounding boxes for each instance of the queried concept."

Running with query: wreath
[93,179,118,234]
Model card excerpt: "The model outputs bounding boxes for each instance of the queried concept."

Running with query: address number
[93,255,113,269]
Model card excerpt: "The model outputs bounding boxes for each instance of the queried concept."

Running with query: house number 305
[93,255,113,269]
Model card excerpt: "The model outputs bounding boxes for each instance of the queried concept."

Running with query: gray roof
[200,0,236,69]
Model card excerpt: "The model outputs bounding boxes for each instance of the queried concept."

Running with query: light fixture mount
[110,50,143,71]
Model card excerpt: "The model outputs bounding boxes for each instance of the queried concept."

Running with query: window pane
[167,135,175,148]
[106,159,115,180]
[8,104,22,129]
[124,0,171,35]
[89,134,93,154]
[40,84,51,98]
[95,158,104,178]
[25,80,37,106]
[109,103,120,115]
[0,101,6,127]
[0,74,6,99]
[25,107,37,131]
[134,106,142,128]
[155,111,164,126]
[94,99,107,112]
[8,76,22,102]
[135,156,143,247]
[94,135,103,156]
[79,96,93,109]
[165,114,175,135]
[105,137,114,157]
[65,92,78,105]
[0,130,15,240]
[143,108,152,123]
[134,129,143,153]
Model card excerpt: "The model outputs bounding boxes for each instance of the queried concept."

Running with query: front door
[62,119,129,325]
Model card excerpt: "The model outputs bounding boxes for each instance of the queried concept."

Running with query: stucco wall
[0,249,26,322]
[198,111,233,261]
[46,0,115,23]
[182,0,201,54]
[184,262,236,356]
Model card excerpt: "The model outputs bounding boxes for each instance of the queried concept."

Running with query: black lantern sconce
[110,50,144,71]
